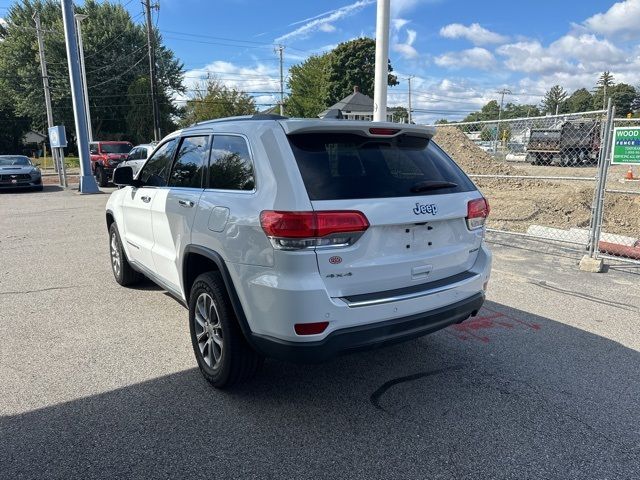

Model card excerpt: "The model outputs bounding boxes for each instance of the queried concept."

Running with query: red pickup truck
[89,141,133,187]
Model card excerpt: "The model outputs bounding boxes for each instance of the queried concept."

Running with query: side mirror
[113,166,135,186]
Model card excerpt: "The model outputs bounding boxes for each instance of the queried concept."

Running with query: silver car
[116,144,156,178]
[0,155,43,191]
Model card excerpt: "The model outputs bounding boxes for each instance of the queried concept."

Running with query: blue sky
[12,0,637,123]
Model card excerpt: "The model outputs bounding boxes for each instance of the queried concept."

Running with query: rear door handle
[178,199,195,208]
[141,195,151,203]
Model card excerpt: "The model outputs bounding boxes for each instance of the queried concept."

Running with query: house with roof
[319,86,399,122]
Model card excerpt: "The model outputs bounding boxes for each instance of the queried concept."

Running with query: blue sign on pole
[48,126,67,148]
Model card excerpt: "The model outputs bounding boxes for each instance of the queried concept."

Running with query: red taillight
[294,322,329,335]
[369,127,400,136]
[260,211,369,238]
[466,198,490,230]
[260,211,369,250]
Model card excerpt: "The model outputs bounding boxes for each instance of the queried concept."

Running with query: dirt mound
[433,126,639,237]
[433,127,522,175]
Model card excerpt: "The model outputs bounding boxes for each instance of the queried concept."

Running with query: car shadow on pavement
[1,301,639,479]
[127,277,164,292]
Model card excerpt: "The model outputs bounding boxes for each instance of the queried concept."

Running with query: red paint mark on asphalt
[445,306,541,343]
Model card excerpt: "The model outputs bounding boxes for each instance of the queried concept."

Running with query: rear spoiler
[279,119,435,139]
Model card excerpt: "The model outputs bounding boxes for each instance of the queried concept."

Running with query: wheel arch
[106,209,115,231]
[182,245,256,348]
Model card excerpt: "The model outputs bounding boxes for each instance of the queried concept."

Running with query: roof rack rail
[190,113,288,128]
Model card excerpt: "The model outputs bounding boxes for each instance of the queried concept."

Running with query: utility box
[48,126,67,148]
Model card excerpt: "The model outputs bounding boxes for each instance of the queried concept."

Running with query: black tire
[96,166,108,187]
[109,222,143,286]
[189,272,263,388]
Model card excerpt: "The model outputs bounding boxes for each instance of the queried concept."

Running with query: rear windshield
[101,143,132,154]
[288,133,476,200]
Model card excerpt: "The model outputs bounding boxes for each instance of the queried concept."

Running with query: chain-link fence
[429,105,640,266]
[595,117,640,265]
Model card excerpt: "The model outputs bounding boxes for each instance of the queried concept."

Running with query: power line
[87,53,148,89]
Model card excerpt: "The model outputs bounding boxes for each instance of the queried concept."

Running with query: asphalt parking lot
[1,186,639,480]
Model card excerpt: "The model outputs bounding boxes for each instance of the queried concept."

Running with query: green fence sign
[611,127,640,165]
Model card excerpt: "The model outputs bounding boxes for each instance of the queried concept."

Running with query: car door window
[169,136,209,188]
[128,148,139,160]
[138,139,178,187]
[208,135,255,190]
[89,143,98,154]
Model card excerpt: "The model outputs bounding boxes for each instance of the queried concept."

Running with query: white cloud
[439,23,508,45]
[497,41,571,74]
[386,75,494,124]
[275,0,374,43]
[583,0,640,38]
[178,60,280,107]
[434,47,496,70]
[496,33,627,74]
[550,33,625,63]
[318,23,336,33]
[392,28,419,59]
[392,18,410,31]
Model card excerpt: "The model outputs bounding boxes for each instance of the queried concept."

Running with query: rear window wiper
[410,180,458,193]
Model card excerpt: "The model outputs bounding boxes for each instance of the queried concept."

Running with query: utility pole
[373,0,390,122]
[60,0,99,193]
[276,44,284,116]
[33,11,65,186]
[407,76,414,124]
[75,14,92,142]
[144,0,161,141]
[495,88,512,153]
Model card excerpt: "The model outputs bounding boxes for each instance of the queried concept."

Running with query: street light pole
[60,0,100,193]
[75,13,93,143]
[373,0,390,122]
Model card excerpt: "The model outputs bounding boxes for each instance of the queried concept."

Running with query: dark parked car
[0,155,43,191]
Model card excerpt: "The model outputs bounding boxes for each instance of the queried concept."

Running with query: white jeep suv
[106,115,492,387]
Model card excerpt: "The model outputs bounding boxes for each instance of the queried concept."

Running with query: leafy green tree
[566,88,593,113]
[391,106,409,123]
[593,83,637,115]
[125,76,176,144]
[285,53,331,118]
[435,118,449,125]
[0,0,183,143]
[502,103,540,119]
[595,71,615,91]
[0,101,30,154]
[540,85,568,114]
[325,38,398,106]
[592,71,615,110]
[181,78,256,125]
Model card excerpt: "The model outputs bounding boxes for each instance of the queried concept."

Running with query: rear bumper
[250,292,484,363]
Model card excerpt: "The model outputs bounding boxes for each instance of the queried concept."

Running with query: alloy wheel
[194,292,224,368]
[110,232,121,277]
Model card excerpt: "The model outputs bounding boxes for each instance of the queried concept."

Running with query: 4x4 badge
[413,202,438,215]
[326,272,352,278]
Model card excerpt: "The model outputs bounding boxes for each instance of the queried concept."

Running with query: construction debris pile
[433,127,640,237]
